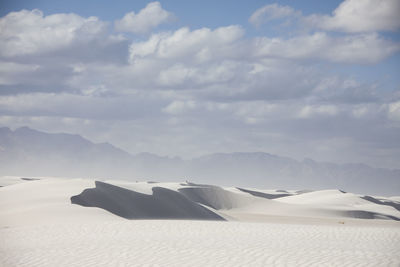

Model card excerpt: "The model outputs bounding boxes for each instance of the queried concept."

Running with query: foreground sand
[1,177,399,266]
[1,220,400,266]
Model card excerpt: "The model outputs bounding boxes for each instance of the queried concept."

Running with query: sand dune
[71,181,224,220]
[1,177,400,224]
[71,180,400,221]
[1,176,400,266]
[178,185,255,210]
[236,187,291,199]
[273,189,400,220]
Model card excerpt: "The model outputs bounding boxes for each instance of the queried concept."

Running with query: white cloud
[0,92,168,120]
[157,61,239,87]
[249,4,299,27]
[305,0,400,33]
[115,2,173,34]
[129,26,244,63]
[163,100,197,115]
[0,61,39,85]
[253,32,400,64]
[387,101,400,121]
[0,9,108,58]
[298,105,339,118]
[250,0,400,33]
[130,25,398,68]
[352,106,368,118]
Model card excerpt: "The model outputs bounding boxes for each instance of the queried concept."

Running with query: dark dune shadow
[236,187,291,199]
[295,189,314,194]
[361,196,400,212]
[341,210,400,221]
[71,181,224,220]
[182,181,218,188]
[20,177,41,181]
[276,189,289,193]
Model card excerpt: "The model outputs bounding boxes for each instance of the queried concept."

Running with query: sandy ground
[1,176,399,266]
[1,220,399,266]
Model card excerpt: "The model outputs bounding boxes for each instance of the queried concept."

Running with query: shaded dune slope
[361,196,400,212]
[338,210,400,221]
[71,181,224,220]
[274,190,400,221]
[70,180,400,221]
[178,186,254,209]
[236,187,291,199]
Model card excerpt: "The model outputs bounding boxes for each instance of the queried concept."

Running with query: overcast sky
[0,0,399,168]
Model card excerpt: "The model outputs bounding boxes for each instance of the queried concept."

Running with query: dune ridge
[71,181,224,220]
[67,179,400,222]
[1,176,400,267]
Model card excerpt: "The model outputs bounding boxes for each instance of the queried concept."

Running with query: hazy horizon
[1,125,400,196]
[3,125,400,168]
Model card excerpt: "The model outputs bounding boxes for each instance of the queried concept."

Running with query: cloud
[130,25,398,66]
[0,93,166,120]
[0,62,39,85]
[252,32,400,64]
[251,0,400,33]
[306,0,400,33]
[162,100,197,115]
[129,26,244,63]
[0,9,109,58]
[387,101,400,121]
[298,105,339,119]
[115,2,173,34]
[0,6,400,169]
[249,4,299,27]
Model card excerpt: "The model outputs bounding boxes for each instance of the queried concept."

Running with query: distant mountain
[188,152,400,196]
[0,126,399,196]
[0,126,133,178]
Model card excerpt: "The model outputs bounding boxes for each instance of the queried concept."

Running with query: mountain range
[0,126,399,196]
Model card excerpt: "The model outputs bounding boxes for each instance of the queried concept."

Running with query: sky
[0,0,400,168]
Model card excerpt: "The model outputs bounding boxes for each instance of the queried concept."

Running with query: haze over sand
[1,126,399,196]
[1,176,399,266]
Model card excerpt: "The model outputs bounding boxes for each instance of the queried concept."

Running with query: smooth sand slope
[1,176,400,266]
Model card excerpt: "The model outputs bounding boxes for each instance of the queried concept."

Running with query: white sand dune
[71,181,224,220]
[1,176,400,266]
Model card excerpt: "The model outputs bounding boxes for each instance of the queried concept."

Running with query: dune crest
[2,177,400,266]
[71,181,224,220]
[68,179,400,222]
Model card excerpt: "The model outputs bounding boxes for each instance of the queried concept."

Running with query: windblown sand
[1,177,399,266]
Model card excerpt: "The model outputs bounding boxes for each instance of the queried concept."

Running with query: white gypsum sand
[1,176,400,266]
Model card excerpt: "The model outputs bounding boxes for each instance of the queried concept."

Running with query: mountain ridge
[0,126,399,196]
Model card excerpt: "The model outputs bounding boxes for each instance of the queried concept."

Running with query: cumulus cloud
[298,105,339,119]
[162,100,197,115]
[129,26,244,63]
[306,0,400,33]
[249,3,299,27]
[387,101,400,121]
[252,32,400,64]
[115,2,173,33]
[0,92,166,120]
[0,62,39,85]
[128,25,399,67]
[0,9,109,58]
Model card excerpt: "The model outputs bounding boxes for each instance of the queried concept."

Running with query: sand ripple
[1,220,399,266]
